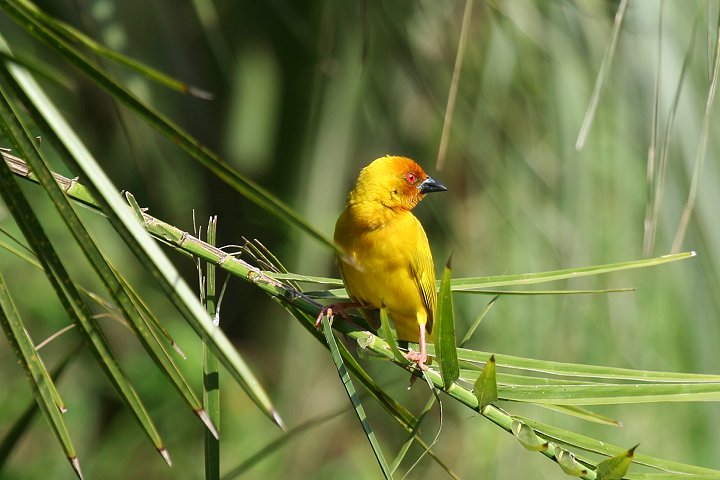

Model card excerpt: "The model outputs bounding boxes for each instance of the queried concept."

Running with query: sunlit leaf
[473,355,497,411]
[379,307,406,363]
[511,420,548,452]
[203,216,220,478]
[0,273,82,479]
[0,37,283,430]
[596,444,637,480]
[555,447,590,477]
[435,257,459,389]
[320,313,392,479]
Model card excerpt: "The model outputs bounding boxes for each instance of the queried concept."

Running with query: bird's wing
[411,246,437,334]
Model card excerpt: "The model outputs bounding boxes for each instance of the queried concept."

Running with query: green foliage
[0,1,719,479]
[595,444,636,480]
[473,354,497,411]
[436,257,459,389]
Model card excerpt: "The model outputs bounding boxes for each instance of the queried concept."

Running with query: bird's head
[349,155,447,211]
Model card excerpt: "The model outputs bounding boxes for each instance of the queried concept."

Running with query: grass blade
[0,60,217,439]
[0,105,170,466]
[555,447,590,477]
[596,444,637,480]
[459,295,498,347]
[450,252,696,290]
[436,0,475,170]
[3,145,714,477]
[221,407,349,480]
[511,419,549,452]
[379,307,407,363]
[0,0,335,251]
[497,382,720,405]
[537,404,621,427]
[447,348,720,383]
[320,313,392,479]
[203,216,220,479]
[47,15,212,98]
[435,258,459,389]
[0,36,283,429]
[0,273,82,479]
[644,5,700,255]
[390,396,436,474]
[473,354,498,410]
[575,0,629,150]
[0,343,81,472]
[518,415,720,476]
[287,306,457,477]
[672,9,720,252]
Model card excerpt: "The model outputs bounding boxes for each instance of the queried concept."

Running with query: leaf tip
[172,342,187,359]
[273,409,287,432]
[445,252,454,269]
[69,456,84,480]
[158,447,173,467]
[186,85,215,100]
[197,408,219,439]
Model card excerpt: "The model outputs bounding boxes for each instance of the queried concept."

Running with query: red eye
[405,172,417,184]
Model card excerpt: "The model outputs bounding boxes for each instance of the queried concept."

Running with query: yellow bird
[331,155,446,369]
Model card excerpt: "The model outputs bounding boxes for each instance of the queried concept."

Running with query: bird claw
[404,349,428,371]
[315,306,334,328]
[315,302,359,329]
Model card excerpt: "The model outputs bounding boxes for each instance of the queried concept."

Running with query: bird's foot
[404,349,428,371]
[314,302,360,329]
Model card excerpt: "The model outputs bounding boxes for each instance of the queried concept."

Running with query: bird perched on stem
[322,155,447,370]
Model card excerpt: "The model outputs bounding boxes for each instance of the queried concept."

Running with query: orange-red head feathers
[348,155,447,212]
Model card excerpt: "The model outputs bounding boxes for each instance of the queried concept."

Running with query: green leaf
[3,139,713,478]
[203,216,220,479]
[458,287,635,295]
[575,0,629,150]
[277,250,695,299]
[0,97,170,465]
[0,38,283,430]
[222,407,349,480]
[538,405,621,427]
[555,447,590,477]
[473,355,498,411]
[445,348,720,383]
[287,306,456,476]
[435,257,459,389]
[379,307,407,364]
[44,15,213,98]
[460,295,498,347]
[596,444,637,480]
[496,383,720,405]
[320,313,392,479]
[0,273,82,479]
[0,59,217,440]
[390,396,436,474]
[0,343,80,471]
[0,0,335,253]
[450,252,696,290]
[511,420,549,452]
[517,416,719,476]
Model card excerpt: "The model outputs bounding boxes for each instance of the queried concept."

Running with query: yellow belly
[335,210,432,342]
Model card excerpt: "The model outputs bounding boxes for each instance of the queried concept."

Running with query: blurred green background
[1,0,719,478]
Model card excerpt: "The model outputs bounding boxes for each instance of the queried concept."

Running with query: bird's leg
[314,302,362,328]
[404,325,428,371]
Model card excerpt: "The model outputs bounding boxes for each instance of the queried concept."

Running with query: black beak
[418,176,447,194]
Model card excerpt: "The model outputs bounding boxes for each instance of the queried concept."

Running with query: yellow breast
[334,205,436,342]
